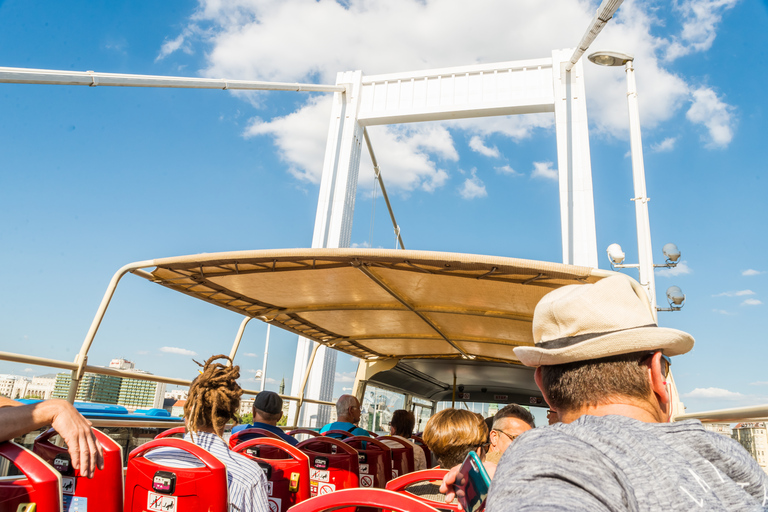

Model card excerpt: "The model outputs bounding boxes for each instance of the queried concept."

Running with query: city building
[239,398,254,418]
[171,400,186,417]
[732,422,768,474]
[51,358,166,410]
[703,423,733,437]
[165,389,188,401]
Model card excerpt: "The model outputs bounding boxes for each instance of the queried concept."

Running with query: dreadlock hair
[184,355,243,438]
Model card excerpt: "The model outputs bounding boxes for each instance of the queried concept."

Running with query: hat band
[537,323,657,350]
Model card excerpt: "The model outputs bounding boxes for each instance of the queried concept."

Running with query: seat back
[296,437,359,497]
[289,488,441,512]
[320,429,353,440]
[343,436,391,489]
[33,427,123,512]
[233,437,311,510]
[154,426,187,440]
[386,469,460,512]
[124,438,228,512]
[0,441,61,512]
[411,436,434,467]
[228,428,281,449]
[376,436,414,477]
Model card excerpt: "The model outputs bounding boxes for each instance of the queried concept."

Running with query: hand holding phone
[454,451,491,512]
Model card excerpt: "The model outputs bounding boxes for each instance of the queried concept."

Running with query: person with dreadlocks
[147,355,269,512]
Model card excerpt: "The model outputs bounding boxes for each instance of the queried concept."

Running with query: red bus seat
[288,429,320,443]
[386,469,460,512]
[233,437,311,510]
[0,441,61,512]
[321,430,353,439]
[411,436,435,468]
[228,427,281,449]
[343,436,391,489]
[154,426,186,439]
[376,436,415,478]
[296,437,359,497]
[124,438,228,512]
[33,427,123,512]
[289,487,441,512]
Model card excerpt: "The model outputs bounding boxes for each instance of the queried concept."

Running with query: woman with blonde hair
[405,408,488,501]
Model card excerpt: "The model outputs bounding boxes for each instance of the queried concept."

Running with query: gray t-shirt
[487,415,768,511]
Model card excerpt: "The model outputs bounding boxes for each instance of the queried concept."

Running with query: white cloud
[741,299,762,306]
[242,352,258,357]
[711,309,734,316]
[664,0,739,61]
[137,350,149,355]
[531,161,558,181]
[351,241,372,249]
[495,165,520,176]
[656,261,692,277]
[651,137,677,152]
[713,289,755,297]
[266,377,278,384]
[468,136,500,158]
[164,0,735,183]
[342,387,352,391]
[335,371,355,383]
[750,381,768,386]
[160,346,197,356]
[247,97,452,193]
[683,387,744,399]
[742,269,764,276]
[23,368,33,373]
[686,87,735,148]
[459,169,487,200]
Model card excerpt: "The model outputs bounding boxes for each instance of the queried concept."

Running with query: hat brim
[513,326,694,367]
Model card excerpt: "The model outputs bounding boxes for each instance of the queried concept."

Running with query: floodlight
[662,243,681,263]
[254,369,263,379]
[587,51,634,67]
[607,243,626,265]
[666,286,685,307]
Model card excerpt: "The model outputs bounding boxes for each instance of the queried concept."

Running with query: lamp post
[588,51,657,318]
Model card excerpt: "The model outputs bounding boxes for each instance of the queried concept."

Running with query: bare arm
[0,398,104,478]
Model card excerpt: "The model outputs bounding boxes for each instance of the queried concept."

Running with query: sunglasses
[493,429,520,443]
[643,351,671,378]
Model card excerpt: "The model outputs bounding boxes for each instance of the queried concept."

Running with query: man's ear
[534,367,554,409]
[649,352,670,406]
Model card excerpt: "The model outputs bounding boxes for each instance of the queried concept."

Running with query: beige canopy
[149,248,614,365]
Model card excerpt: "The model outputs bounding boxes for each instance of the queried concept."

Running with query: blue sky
[1,0,767,415]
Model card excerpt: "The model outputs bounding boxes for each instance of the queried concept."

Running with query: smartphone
[454,451,491,512]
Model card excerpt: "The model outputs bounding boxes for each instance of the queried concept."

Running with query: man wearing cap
[445,275,767,510]
[233,390,297,446]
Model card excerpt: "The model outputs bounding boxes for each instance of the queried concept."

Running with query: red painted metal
[154,426,186,439]
[228,427,281,449]
[386,469,460,511]
[290,488,441,512]
[124,438,228,512]
[343,436,392,489]
[33,427,123,512]
[0,441,62,512]
[376,436,415,478]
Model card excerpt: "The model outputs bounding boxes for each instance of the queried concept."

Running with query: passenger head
[513,276,694,422]
[389,410,416,438]
[422,409,488,468]
[336,394,361,424]
[252,390,283,425]
[184,355,243,437]
[489,404,534,454]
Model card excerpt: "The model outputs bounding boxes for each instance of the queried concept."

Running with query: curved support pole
[228,317,253,363]
[293,342,322,428]
[66,260,155,403]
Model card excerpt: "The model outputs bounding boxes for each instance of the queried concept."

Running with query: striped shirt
[146,431,269,512]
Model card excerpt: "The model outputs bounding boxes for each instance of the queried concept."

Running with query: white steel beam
[358,59,554,126]
[552,49,598,267]
[0,66,345,93]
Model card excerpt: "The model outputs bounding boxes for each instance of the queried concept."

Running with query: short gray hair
[336,394,358,417]
[493,404,535,429]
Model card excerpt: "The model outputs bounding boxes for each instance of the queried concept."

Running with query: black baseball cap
[254,390,282,415]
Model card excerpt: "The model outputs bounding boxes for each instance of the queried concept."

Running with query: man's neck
[558,400,666,424]
[337,416,355,424]
[252,415,276,426]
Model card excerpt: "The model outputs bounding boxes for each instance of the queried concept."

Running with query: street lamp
[588,50,658,318]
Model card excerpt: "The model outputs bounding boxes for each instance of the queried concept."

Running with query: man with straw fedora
[446,275,767,510]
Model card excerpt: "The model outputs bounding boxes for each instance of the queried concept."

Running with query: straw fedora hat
[514,275,694,367]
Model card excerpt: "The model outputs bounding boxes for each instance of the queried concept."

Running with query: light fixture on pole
[588,50,658,318]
